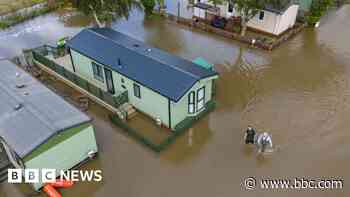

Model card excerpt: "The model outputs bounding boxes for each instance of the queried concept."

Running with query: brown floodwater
[1,3,350,197]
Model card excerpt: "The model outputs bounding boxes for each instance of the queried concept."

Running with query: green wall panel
[71,50,107,91]
[112,72,170,128]
[171,79,213,129]
[24,124,98,190]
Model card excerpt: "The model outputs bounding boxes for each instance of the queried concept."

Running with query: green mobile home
[0,60,98,190]
[66,28,218,130]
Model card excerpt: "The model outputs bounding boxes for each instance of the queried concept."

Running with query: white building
[194,0,299,36]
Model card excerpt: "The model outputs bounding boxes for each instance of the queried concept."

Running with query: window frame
[188,91,196,114]
[259,11,265,21]
[228,3,234,13]
[196,87,205,112]
[133,83,141,99]
[104,68,115,94]
[91,62,104,82]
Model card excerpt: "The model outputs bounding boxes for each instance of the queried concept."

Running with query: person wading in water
[244,126,256,145]
[244,127,273,154]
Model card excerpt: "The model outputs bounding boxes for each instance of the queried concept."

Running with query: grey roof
[264,0,294,14]
[67,28,218,102]
[194,2,220,12]
[230,0,294,14]
[0,60,91,158]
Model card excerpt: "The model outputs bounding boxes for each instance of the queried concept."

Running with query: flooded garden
[1,2,350,197]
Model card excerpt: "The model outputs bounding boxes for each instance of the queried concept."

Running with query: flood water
[1,3,350,197]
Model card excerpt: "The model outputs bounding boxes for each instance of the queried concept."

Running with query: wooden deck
[38,54,137,121]
[34,58,122,114]
[127,112,173,144]
[47,54,74,73]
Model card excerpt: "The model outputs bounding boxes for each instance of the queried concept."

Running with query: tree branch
[89,4,103,27]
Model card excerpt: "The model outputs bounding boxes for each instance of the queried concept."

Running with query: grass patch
[0,21,10,29]
[109,101,216,152]
[145,12,163,20]
[0,0,46,15]
[0,5,56,30]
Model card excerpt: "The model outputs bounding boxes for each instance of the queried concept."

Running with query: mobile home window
[259,11,264,20]
[228,3,234,13]
[197,87,205,111]
[92,62,104,82]
[188,91,195,114]
[133,83,141,98]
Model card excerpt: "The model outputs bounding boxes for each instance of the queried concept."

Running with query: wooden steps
[115,108,127,121]
[118,103,137,120]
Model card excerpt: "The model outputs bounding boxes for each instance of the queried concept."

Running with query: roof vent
[117,58,123,69]
[14,103,23,111]
[133,44,140,48]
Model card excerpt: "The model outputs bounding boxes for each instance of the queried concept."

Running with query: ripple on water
[242,49,271,70]
[316,5,350,62]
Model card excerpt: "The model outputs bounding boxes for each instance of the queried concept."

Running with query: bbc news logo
[8,169,103,183]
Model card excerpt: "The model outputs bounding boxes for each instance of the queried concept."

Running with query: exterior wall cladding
[70,50,214,130]
[24,123,98,190]
[228,4,299,36]
[196,0,299,36]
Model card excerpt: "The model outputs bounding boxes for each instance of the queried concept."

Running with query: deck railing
[32,48,129,109]
[109,100,216,152]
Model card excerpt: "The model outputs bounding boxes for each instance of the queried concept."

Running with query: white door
[197,87,205,111]
[188,91,195,114]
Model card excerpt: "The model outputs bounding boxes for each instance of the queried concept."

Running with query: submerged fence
[110,100,216,152]
[32,47,129,109]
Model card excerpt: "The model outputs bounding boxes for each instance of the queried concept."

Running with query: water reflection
[317,6,350,63]
[143,18,184,54]
[0,14,81,58]
[57,11,93,27]
[161,117,213,164]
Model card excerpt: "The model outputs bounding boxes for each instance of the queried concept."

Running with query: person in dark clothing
[244,126,256,144]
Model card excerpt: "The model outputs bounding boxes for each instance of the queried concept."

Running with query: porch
[109,100,216,152]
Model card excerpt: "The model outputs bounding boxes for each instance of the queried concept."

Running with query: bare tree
[227,0,266,36]
[73,0,141,27]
